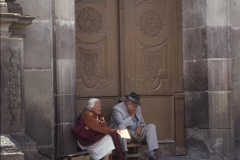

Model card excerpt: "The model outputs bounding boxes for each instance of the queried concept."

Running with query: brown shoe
[123,155,128,160]
[149,154,157,160]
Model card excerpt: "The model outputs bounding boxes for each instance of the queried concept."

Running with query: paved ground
[160,156,208,160]
[139,156,208,160]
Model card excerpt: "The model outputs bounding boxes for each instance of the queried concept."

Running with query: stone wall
[183,0,239,159]
[17,0,76,158]
[17,0,55,156]
[4,0,239,159]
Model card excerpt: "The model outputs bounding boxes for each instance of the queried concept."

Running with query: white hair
[87,98,100,109]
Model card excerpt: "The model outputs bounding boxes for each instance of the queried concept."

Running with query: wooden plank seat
[61,142,141,160]
[127,142,141,160]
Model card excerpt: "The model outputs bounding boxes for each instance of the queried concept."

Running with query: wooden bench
[127,142,141,160]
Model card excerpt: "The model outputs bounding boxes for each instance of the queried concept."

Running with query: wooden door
[75,0,185,155]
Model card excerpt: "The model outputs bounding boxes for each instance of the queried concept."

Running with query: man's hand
[127,104,136,118]
[135,126,143,137]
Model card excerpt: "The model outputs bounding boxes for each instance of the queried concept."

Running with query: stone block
[182,0,195,29]
[186,128,234,159]
[55,0,75,21]
[185,92,209,128]
[184,61,208,91]
[208,60,232,91]
[183,28,206,61]
[195,0,207,27]
[185,128,210,159]
[55,124,77,156]
[206,26,230,59]
[208,129,234,160]
[0,135,21,153]
[0,153,24,160]
[24,70,54,146]
[231,0,240,27]
[56,95,76,124]
[55,21,75,59]
[207,0,230,26]
[231,29,240,58]
[235,138,240,160]
[56,60,76,95]
[208,92,233,129]
[10,133,37,151]
[24,22,52,69]
[18,0,52,20]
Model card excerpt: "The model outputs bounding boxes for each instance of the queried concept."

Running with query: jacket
[109,101,146,129]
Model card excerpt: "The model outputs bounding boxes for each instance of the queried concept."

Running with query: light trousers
[118,123,159,152]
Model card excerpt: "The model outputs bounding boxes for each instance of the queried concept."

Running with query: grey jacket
[109,101,146,129]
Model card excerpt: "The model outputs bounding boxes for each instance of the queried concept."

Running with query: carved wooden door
[75,0,185,155]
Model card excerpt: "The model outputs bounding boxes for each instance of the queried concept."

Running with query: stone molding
[0,1,8,13]
[0,0,35,38]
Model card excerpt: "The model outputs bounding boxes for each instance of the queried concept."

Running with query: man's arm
[136,106,146,127]
[112,109,133,127]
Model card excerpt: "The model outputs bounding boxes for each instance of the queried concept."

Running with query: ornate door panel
[75,0,119,97]
[122,0,175,95]
[75,0,185,155]
[119,0,185,155]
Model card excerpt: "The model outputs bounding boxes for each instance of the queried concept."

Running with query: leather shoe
[149,154,157,160]
[123,155,128,160]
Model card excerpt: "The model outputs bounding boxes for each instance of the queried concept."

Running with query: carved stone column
[0,1,37,160]
[1,9,24,160]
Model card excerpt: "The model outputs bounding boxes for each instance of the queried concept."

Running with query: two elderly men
[109,92,159,160]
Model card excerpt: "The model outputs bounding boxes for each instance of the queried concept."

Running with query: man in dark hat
[109,92,159,160]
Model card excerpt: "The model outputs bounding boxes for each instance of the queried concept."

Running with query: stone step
[0,152,24,160]
[10,133,47,160]
[11,133,37,151]
[1,135,24,160]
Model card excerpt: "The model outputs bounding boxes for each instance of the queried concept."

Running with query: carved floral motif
[139,10,163,37]
[144,52,161,79]
[79,48,101,87]
[143,51,162,89]
[9,48,20,124]
[76,7,102,34]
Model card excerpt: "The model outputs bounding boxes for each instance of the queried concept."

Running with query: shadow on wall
[25,105,53,157]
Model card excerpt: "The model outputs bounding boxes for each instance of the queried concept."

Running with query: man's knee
[147,124,156,131]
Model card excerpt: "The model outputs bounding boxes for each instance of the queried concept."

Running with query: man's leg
[131,124,159,153]
[143,124,159,152]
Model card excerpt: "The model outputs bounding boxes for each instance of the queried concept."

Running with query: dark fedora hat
[125,92,141,105]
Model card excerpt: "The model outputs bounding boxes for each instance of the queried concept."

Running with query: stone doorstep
[1,134,41,159]
[10,133,37,151]
[0,135,22,153]
[0,152,24,160]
